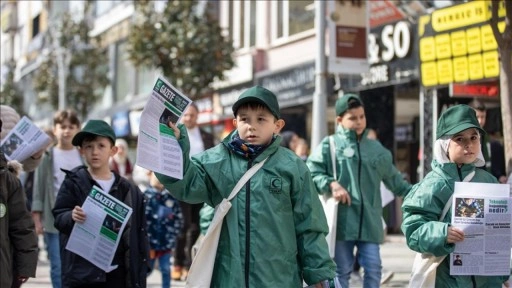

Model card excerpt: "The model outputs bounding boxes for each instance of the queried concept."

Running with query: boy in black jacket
[53,120,149,288]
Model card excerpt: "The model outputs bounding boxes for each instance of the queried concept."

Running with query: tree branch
[490,0,504,48]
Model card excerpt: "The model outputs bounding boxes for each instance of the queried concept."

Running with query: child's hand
[72,206,86,223]
[331,182,351,206]
[167,121,181,138]
[446,226,464,243]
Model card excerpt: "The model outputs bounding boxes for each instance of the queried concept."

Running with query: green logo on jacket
[0,203,5,218]
[270,177,282,194]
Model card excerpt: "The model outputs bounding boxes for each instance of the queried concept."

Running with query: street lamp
[53,26,71,111]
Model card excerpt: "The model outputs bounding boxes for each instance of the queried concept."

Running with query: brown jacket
[0,152,38,287]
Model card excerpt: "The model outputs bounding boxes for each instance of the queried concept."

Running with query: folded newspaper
[0,116,51,162]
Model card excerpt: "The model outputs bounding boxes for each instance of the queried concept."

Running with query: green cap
[232,85,280,119]
[335,93,362,116]
[72,119,116,146]
[436,104,485,139]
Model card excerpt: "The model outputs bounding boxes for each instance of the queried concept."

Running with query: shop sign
[361,19,417,87]
[255,62,315,109]
[449,82,499,98]
[369,0,405,28]
[418,1,506,87]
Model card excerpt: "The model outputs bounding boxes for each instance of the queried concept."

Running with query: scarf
[227,132,274,159]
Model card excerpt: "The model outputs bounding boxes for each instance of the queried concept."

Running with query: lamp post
[311,0,328,149]
[54,26,71,110]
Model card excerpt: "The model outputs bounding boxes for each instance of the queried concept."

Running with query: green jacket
[156,127,336,287]
[307,128,411,243]
[0,152,38,287]
[401,160,508,287]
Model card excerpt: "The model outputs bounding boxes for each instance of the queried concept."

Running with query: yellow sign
[419,0,506,87]
[432,1,488,32]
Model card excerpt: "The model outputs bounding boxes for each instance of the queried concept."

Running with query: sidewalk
[24,234,415,288]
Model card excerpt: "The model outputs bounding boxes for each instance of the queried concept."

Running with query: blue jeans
[149,252,171,288]
[334,240,381,288]
[44,232,61,288]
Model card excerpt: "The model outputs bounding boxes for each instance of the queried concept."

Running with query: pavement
[23,234,416,288]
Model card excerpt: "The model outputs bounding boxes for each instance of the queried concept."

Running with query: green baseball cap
[335,93,363,116]
[72,119,116,146]
[436,104,485,139]
[232,85,280,119]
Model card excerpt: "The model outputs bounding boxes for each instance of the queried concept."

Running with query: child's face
[233,106,284,145]
[336,106,366,136]
[448,128,480,165]
[80,137,117,171]
[54,120,80,147]
[465,198,474,205]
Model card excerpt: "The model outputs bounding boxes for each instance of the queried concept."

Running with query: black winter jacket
[53,166,149,288]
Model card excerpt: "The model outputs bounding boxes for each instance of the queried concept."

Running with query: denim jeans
[334,240,381,288]
[44,232,61,288]
[149,253,171,288]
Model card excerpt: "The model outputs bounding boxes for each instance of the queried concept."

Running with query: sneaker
[380,270,394,285]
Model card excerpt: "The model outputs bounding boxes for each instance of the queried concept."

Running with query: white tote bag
[319,136,339,258]
[408,171,475,288]
[186,158,267,288]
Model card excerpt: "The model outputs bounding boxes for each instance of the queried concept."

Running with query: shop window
[271,0,314,43]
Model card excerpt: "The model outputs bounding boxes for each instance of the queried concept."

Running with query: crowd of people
[1,83,511,288]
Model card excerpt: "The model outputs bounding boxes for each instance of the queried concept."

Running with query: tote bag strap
[329,136,337,180]
[227,157,268,201]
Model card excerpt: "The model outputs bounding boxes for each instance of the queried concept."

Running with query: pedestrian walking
[156,85,336,286]
[401,104,509,287]
[307,93,411,288]
[52,120,149,288]
[32,109,82,288]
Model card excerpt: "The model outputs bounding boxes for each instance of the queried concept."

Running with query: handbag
[409,171,475,288]
[185,157,268,288]
[319,136,339,258]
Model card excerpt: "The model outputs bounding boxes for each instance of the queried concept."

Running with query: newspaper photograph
[136,76,192,179]
[0,116,51,162]
[65,186,133,272]
[450,182,511,276]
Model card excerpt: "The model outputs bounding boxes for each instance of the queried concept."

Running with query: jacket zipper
[356,142,364,239]
[245,160,252,288]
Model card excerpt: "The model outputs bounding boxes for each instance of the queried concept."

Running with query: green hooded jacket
[307,127,411,243]
[401,160,508,287]
[156,127,336,287]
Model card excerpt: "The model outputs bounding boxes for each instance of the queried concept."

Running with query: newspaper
[65,186,133,272]
[0,116,51,162]
[450,182,511,276]
[136,76,192,179]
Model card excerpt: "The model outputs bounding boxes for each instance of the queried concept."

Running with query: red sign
[369,0,406,28]
[336,26,367,59]
[449,83,499,98]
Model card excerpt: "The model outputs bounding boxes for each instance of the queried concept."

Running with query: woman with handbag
[401,104,509,287]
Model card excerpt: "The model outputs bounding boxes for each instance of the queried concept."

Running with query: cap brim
[444,124,485,137]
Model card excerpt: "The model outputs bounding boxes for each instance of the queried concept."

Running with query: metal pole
[311,0,327,149]
[419,87,425,180]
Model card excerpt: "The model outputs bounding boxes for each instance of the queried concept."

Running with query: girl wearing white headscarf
[401,104,508,288]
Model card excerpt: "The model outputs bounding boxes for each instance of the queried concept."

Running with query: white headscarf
[433,129,485,167]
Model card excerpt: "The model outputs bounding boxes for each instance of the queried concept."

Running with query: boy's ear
[335,115,343,125]
[232,118,237,127]
[274,119,285,134]
[110,145,118,156]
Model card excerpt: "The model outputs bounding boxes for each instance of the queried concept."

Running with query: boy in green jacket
[307,94,411,288]
[401,104,509,287]
[157,85,336,287]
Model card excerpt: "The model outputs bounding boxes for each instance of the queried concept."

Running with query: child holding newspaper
[401,104,509,287]
[52,120,149,288]
[156,85,336,287]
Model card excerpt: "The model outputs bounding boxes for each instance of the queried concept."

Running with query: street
[23,234,415,288]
